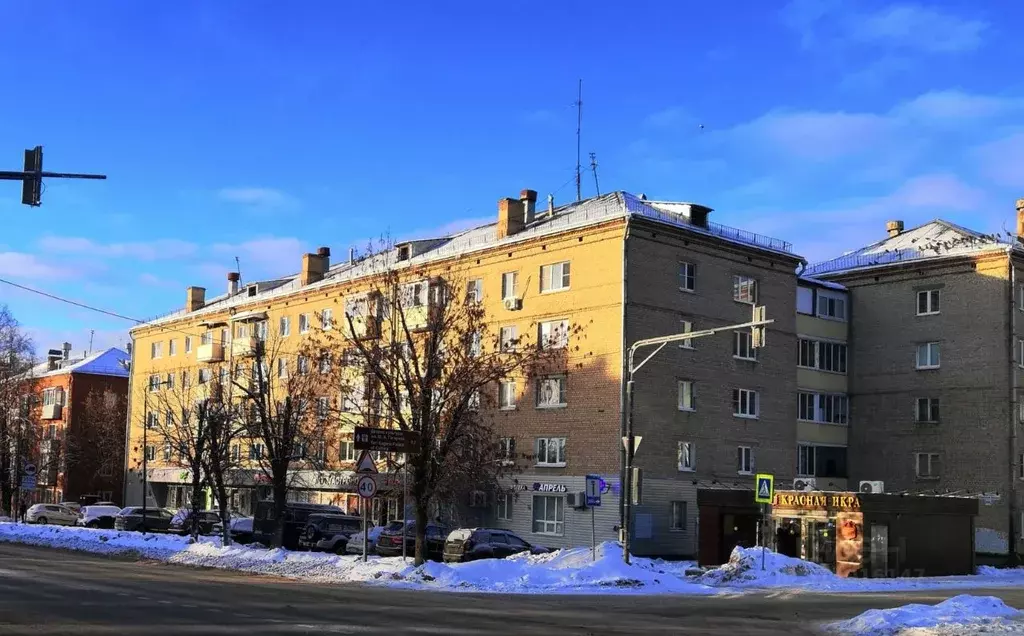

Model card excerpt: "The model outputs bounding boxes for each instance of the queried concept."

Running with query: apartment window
[531,495,564,535]
[221,328,230,346]
[798,392,849,425]
[198,368,211,384]
[200,331,213,346]
[237,323,249,339]
[277,358,288,378]
[498,381,516,410]
[231,444,241,462]
[916,289,940,316]
[540,261,571,293]
[817,293,847,321]
[496,493,513,521]
[535,437,566,466]
[165,373,175,390]
[145,412,158,429]
[1019,284,1024,311]
[679,262,695,292]
[316,397,330,420]
[169,339,178,356]
[796,286,814,315]
[670,501,687,532]
[466,331,482,358]
[678,441,695,471]
[798,338,847,373]
[184,337,192,353]
[340,441,355,462]
[321,308,334,330]
[915,452,940,478]
[145,446,155,461]
[499,437,516,463]
[277,315,290,337]
[148,374,161,392]
[150,342,162,359]
[737,446,754,474]
[733,331,757,360]
[1019,339,1024,369]
[679,319,694,349]
[254,321,267,341]
[1019,399,1024,424]
[733,275,757,304]
[501,272,518,300]
[538,319,569,350]
[499,325,517,352]
[249,444,265,460]
[677,380,695,411]
[468,390,481,411]
[401,281,428,308]
[797,444,815,477]
[466,279,483,303]
[299,313,310,334]
[733,389,758,419]
[916,342,941,369]
[297,355,310,375]
[916,398,940,424]
[162,443,172,462]
[536,376,566,408]
[1019,453,1024,480]
[42,387,64,406]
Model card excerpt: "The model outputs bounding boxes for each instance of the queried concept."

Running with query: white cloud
[973,132,1024,188]
[217,187,298,210]
[37,236,198,261]
[211,237,307,278]
[894,90,1022,122]
[848,4,987,53]
[0,252,74,280]
[729,111,891,160]
[644,107,691,129]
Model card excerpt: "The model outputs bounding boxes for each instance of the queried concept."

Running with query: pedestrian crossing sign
[754,473,774,504]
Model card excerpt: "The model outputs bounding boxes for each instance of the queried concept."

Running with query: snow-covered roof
[134,191,798,332]
[806,220,1014,277]
[19,347,130,380]
[798,275,847,291]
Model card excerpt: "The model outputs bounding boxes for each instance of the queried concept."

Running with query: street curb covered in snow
[827,594,1024,635]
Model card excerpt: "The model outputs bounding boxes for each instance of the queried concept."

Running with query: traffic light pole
[1,146,106,206]
[621,307,773,564]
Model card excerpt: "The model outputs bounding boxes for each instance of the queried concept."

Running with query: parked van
[251,500,343,549]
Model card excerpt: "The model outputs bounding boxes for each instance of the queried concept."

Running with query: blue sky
[0,1,1022,354]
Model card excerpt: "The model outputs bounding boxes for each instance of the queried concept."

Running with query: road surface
[0,542,1022,635]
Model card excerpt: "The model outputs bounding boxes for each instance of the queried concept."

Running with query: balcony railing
[197,343,225,363]
[231,337,257,358]
[41,404,63,420]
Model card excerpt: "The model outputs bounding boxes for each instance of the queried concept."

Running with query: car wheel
[86,520,99,528]
[36,517,47,524]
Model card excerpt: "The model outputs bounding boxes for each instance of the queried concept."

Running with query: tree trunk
[215,480,231,547]
[189,468,204,541]
[271,467,288,549]
[413,496,428,566]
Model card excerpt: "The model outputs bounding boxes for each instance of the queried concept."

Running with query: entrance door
[869,524,889,577]
[805,520,836,571]
[775,519,801,558]
[720,512,759,563]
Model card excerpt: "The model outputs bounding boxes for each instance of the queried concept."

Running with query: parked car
[251,501,344,549]
[229,517,254,544]
[77,504,122,529]
[375,520,449,560]
[169,510,224,536]
[299,514,365,553]
[26,504,79,526]
[59,502,81,513]
[443,528,550,563]
[113,507,175,532]
[346,524,387,555]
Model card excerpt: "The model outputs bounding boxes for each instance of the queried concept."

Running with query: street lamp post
[621,305,772,564]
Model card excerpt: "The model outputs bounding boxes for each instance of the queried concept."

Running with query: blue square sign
[585,474,602,507]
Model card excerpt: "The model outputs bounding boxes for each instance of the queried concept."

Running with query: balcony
[351,315,380,340]
[404,304,429,331]
[41,404,63,420]
[197,343,224,363]
[231,337,257,358]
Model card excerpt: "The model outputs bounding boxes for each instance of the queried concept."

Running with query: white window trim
[915,452,940,479]
[669,501,687,532]
[815,291,848,322]
[531,494,565,536]
[535,376,567,409]
[534,437,566,467]
[678,319,694,350]
[733,388,759,419]
[733,331,757,361]
[915,397,940,424]
[496,493,513,521]
[678,441,695,472]
[737,446,754,475]
[1019,339,1024,369]
[916,342,941,370]
[678,261,696,293]
[501,271,518,300]
[733,275,757,304]
[539,261,571,294]
[498,380,517,411]
[916,289,940,316]
[677,380,695,412]
[299,313,310,334]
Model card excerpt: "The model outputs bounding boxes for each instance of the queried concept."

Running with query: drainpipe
[1009,252,1019,563]
[618,218,631,544]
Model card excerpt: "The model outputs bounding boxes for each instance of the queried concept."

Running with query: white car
[76,505,123,528]
[26,504,78,526]
[346,524,386,555]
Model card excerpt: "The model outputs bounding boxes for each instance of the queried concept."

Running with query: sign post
[754,473,774,571]
[356,450,379,563]
[354,427,418,562]
[585,475,602,562]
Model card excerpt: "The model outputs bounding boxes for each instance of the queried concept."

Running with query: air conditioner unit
[859,480,885,494]
[469,490,487,508]
[565,492,587,509]
[503,297,522,311]
[792,478,816,492]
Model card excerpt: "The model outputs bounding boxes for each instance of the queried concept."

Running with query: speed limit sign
[357,475,377,499]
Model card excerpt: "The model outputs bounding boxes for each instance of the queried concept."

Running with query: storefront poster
[835,511,864,578]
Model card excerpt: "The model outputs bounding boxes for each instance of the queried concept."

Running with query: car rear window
[384,521,406,532]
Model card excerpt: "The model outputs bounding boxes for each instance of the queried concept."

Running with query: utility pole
[575,79,583,202]
[621,305,773,564]
[0,146,106,206]
[589,152,600,196]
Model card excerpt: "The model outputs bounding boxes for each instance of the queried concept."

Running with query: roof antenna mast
[589,152,600,196]
[575,79,583,202]
[234,256,242,286]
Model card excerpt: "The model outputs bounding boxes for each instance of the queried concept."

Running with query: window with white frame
[535,437,566,466]
[531,495,564,535]
[679,262,695,292]
[536,376,566,408]
[299,313,310,334]
[320,308,334,330]
[468,390,481,411]
[169,339,177,356]
[737,446,754,474]
[797,444,815,477]
[670,501,687,531]
[499,325,517,351]
[200,331,213,346]
[145,411,158,429]
[1019,339,1024,369]
[279,316,291,337]
[316,397,330,420]
[150,342,162,359]
[277,358,288,378]
[198,368,211,384]
[466,331,482,357]
[679,319,694,349]
[916,398,940,423]
[496,493,513,521]
[254,320,268,341]
[678,441,695,471]
[466,279,483,303]
[733,389,758,418]
[538,319,569,350]
[318,353,331,374]
[733,275,757,304]
[540,261,571,292]
[42,387,64,406]
[250,443,264,460]
[915,452,940,478]
[401,282,428,308]
[917,289,940,315]
[237,323,249,339]
[734,331,757,360]
[498,380,516,410]
[148,374,161,392]
[340,440,355,462]
[797,392,849,425]
[165,372,175,390]
[231,444,241,462]
[916,342,941,369]
[163,443,172,462]
[501,271,518,300]
[798,338,847,373]
[796,286,814,315]
[297,355,310,375]
[145,445,155,461]
[499,437,516,464]
[817,292,847,321]
[184,336,192,353]
[677,380,694,411]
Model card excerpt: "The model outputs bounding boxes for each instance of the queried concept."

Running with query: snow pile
[699,545,832,586]
[828,595,1023,635]
[0,522,191,558]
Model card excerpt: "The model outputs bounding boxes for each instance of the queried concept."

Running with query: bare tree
[0,305,35,515]
[76,388,128,492]
[201,384,244,546]
[322,247,583,565]
[232,326,336,547]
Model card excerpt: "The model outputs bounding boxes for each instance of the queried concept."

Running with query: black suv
[443,528,550,563]
[299,514,364,553]
[375,521,449,560]
[252,501,344,549]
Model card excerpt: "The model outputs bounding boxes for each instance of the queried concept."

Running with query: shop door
[805,520,836,571]
[720,512,759,563]
[775,519,801,558]
[869,524,889,577]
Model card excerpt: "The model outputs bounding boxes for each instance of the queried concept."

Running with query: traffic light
[21,146,42,206]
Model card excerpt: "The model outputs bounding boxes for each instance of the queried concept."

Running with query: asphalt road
[1,543,1023,635]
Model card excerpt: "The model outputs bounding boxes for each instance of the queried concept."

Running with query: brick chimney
[301,246,330,285]
[227,272,240,295]
[1016,199,1024,241]
[186,286,206,312]
[497,197,526,240]
[886,220,904,238]
[520,189,538,224]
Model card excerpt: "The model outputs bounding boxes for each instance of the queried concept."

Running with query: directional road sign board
[585,474,602,507]
[355,450,378,474]
[22,463,36,477]
[354,426,419,453]
[754,473,774,504]
[20,475,36,490]
[357,475,377,499]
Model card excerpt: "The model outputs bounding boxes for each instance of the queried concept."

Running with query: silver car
[26,504,78,526]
